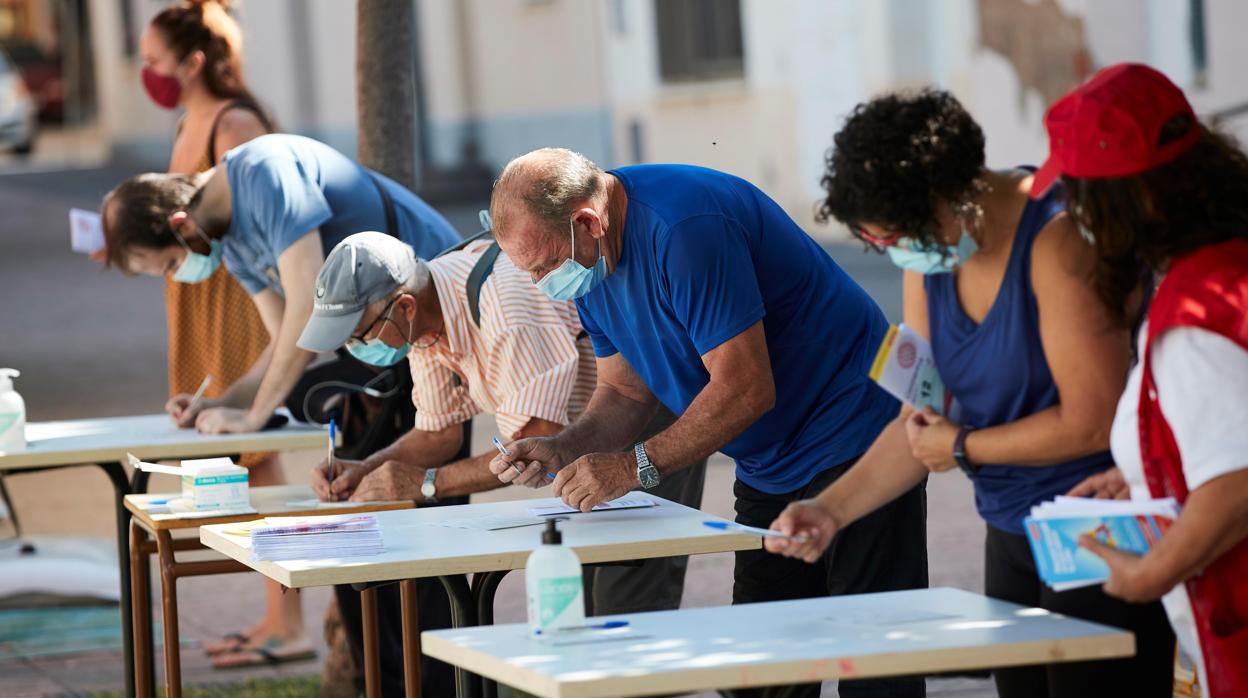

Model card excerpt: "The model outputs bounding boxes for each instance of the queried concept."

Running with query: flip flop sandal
[203,631,251,657]
[210,640,316,670]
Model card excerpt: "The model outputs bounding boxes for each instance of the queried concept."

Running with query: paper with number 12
[868,323,962,420]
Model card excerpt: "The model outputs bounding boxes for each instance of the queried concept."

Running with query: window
[654,0,744,83]
[1189,0,1208,87]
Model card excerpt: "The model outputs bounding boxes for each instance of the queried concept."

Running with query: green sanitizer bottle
[526,518,585,639]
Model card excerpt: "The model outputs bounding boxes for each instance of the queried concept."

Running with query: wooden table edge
[420,628,1135,698]
[125,497,415,531]
[198,528,760,588]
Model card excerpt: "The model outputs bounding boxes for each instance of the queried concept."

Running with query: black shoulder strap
[206,99,272,165]
[366,172,399,238]
[465,242,502,328]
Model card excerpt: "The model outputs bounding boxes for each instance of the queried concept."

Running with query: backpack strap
[465,242,502,328]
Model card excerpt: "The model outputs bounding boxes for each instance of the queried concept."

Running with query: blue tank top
[926,178,1113,534]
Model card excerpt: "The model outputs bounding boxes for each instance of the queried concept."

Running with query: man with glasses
[99,133,460,435]
[297,230,707,696]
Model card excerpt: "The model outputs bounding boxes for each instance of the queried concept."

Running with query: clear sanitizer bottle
[0,369,25,452]
[526,518,585,638]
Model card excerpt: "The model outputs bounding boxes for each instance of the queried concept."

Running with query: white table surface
[199,492,760,588]
[0,414,328,470]
[421,587,1136,698]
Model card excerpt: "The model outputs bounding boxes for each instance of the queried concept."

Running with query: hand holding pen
[167,375,212,428]
[492,435,557,486]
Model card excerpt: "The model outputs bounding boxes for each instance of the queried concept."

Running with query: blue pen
[328,418,337,486]
[493,436,556,479]
[703,520,810,542]
[535,620,629,634]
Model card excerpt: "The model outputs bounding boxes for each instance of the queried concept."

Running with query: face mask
[347,308,412,367]
[886,224,979,275]
[141,67,182,110]
[536,218,608,301]
[171,227,223,284]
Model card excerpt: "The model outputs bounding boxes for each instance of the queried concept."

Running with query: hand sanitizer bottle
[0,369,26,451]
[526,518,585,638]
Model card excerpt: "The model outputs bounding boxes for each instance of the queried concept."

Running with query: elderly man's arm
[348,417,564,501]
[550,322,772,511]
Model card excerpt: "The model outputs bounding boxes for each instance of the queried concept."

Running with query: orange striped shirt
[408,240,596,439]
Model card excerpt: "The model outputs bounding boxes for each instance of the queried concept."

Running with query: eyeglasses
[851,224,904,253]
[347,295,403,347]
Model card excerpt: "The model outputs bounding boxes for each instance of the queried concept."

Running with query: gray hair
[491,148,604,236]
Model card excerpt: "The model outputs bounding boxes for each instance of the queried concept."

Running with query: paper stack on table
[1024,496,1179,591]
[249,514,385,561]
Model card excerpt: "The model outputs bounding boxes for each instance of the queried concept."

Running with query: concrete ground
[0,163,993,697]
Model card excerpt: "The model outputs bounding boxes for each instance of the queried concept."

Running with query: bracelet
[953,426,977,477]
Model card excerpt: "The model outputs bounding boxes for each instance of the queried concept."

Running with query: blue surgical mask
[172,228,224,284]
[886,224,979,275]
[536,218,608,301]
[347,337,409,367]
[346,308,412,367]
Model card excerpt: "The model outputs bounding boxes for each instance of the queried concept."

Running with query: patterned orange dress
[166,101,271,466]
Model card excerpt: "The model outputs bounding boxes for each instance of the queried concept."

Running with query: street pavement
[0,162,992,696]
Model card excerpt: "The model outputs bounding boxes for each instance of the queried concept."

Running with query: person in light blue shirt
[101,134,460,435]
[487,149,927,698]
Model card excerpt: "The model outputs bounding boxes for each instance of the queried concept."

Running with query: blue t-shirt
[220,134,460,295]
[577,165,898,494]
[926,177,1113,534]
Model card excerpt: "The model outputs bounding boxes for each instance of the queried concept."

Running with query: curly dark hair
[102,173,199,272]
[1063,117,1248,326]
[818,89,986,249]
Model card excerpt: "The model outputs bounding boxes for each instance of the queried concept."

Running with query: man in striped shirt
[298,231,706,693]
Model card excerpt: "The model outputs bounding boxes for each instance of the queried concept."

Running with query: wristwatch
[421,467,438,503]
[953,426,977,477]
[634,442,661,490]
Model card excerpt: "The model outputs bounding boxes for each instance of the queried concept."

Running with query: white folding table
[0,414,328,698]
[200,492,761,698]
[421,586,1136,698]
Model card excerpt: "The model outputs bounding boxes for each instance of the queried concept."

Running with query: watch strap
[953,426,977,477]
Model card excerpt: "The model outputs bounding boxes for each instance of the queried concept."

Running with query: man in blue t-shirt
[101,134,461,434]
[489,149,927,698]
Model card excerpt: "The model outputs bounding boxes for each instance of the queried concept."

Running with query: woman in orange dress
[137,0,311,668]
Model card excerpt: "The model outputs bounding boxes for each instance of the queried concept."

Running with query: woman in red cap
[1046,63,1248,697]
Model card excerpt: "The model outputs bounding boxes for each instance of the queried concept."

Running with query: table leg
[156,530,182,698]
[361,585,382,698]
[129,522,154,698]
[439,575,480,698]
[471,571,510,698]
[400,579,421,698]
[99,460,144,698]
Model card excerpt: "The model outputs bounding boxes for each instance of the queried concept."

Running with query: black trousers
[334,494,469,698]
[985,525,1175,698]
[728,457,930,698]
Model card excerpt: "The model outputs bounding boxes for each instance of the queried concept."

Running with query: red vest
[1139,238,1248,698]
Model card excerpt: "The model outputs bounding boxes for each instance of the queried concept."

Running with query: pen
[493,436,556,480]
[535,620,629,634]
[702,520,811,543]
[186,375,212,416]
[328,418,337,494]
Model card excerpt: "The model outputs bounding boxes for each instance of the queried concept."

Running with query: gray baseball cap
[297,231,417,352]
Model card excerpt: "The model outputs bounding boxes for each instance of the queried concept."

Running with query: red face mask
[141,67,182,109]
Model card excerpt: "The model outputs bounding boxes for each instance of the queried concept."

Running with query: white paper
[285,498,368,509]
[431,515,547,531]
[69,208,105,254]
[527,497,657,517]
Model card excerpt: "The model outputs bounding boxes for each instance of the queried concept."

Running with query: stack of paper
[1024,496,1179,591]
[249,514,384,562]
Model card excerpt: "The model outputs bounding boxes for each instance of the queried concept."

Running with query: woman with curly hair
[765,89,1174,696]
[1043,64,1248,698]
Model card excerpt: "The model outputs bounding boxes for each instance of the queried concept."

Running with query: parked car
[0,47,36,155]
[1,41,63,123]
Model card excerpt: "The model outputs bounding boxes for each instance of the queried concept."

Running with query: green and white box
[178,457,249,511]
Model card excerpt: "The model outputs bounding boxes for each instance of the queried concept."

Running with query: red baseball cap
[1030,63,1200,198]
